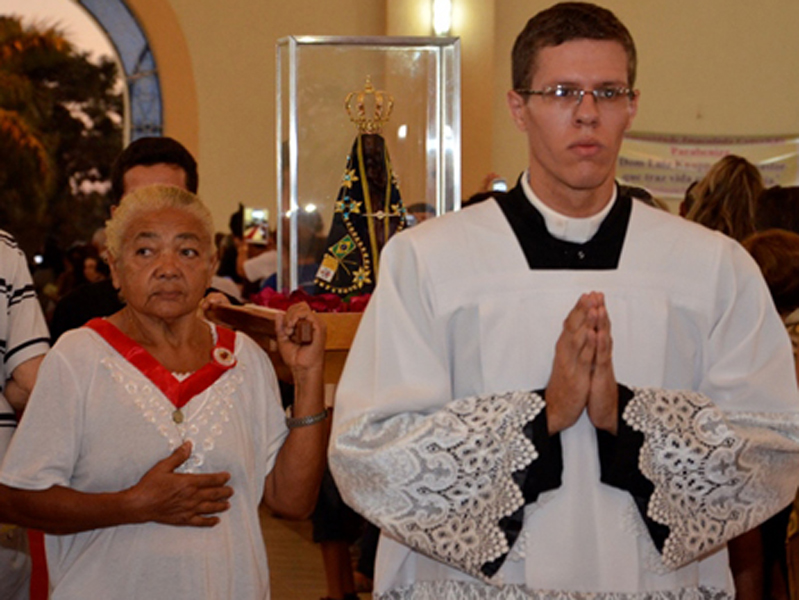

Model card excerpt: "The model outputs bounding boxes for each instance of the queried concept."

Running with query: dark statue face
[362,134,388,194]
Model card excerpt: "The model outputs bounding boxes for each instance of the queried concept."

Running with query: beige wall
[492,0,799,182]
[127,0,799,225]
[386,0,496,198]
[130,0,386,230]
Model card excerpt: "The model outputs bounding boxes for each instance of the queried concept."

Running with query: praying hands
[545,292,619,435]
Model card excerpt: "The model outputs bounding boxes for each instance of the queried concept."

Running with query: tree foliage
[0,15,123,257]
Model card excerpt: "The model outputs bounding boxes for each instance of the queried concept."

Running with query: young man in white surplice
[328,3,799,599]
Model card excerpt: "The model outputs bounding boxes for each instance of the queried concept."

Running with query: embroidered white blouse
[0,326,288,599]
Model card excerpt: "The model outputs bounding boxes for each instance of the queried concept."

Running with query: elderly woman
[0,185,328,598]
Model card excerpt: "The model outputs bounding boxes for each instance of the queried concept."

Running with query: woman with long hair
[686,154,764,242]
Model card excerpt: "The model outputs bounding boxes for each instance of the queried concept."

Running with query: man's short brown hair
[511,2,637,91]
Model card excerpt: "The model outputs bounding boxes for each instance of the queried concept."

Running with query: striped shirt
[0,230,49,431]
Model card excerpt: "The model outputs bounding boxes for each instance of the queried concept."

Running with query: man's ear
[507,90,529,132]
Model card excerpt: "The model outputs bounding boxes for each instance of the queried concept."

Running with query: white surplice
[329,183,799,600]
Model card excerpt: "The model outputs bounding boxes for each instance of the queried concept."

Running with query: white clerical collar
[520,171,617,244]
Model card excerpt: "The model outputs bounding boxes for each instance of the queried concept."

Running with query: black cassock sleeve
[595,384,670,552]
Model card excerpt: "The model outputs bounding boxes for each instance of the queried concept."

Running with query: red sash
[85,318,236,410]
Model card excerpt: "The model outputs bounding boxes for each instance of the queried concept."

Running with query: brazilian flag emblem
[331,236,356,259]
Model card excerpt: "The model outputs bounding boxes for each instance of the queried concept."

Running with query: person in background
[210,232,244,303]
[0,184,328,598]
[54,243,91,302]
[50,136,231,342]
[82,246,109,285]
[0,229,50,600]
[220,203,275,296]
[740,228,799,600]
[262,208,324,295]
[237,234,278,293]
[462,173,511,208]
[755,186,799,236]
[328,3,799,598]
[685,155,787,598]
[743,228,799,382]
[90,227,108,261]
[31,237,63,322]
[216,224,241,286]
[406,202,437,226]
[685,154,764,242]
[679,180,697,218]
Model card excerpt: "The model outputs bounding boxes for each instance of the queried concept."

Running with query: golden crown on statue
[345,76,394,134]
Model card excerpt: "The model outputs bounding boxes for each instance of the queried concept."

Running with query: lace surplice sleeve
[596,242,799,572]
[329,233,562,582]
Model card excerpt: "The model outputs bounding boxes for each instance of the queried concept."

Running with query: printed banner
[617,133,799,199]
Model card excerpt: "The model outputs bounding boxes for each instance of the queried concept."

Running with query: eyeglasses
[515,85,637,108]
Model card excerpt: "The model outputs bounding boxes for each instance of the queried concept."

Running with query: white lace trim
[624,386,799,570]
[330,390,544,581]
[375,580,731,599]
[101,357,243,473]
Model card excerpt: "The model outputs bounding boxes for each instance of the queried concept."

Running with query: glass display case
[276,35,461,292]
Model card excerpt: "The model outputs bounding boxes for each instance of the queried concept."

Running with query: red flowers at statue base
[252,287,371,313]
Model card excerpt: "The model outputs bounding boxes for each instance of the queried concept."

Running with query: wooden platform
[207,304,362,384]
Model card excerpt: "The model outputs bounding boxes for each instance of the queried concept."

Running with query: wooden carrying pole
[205,304,362,384]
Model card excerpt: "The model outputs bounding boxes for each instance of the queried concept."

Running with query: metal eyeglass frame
[514,85,637,106]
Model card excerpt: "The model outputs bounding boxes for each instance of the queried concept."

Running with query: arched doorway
[77,0,163,141]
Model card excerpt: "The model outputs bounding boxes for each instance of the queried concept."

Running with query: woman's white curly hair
[105,184,215,260]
